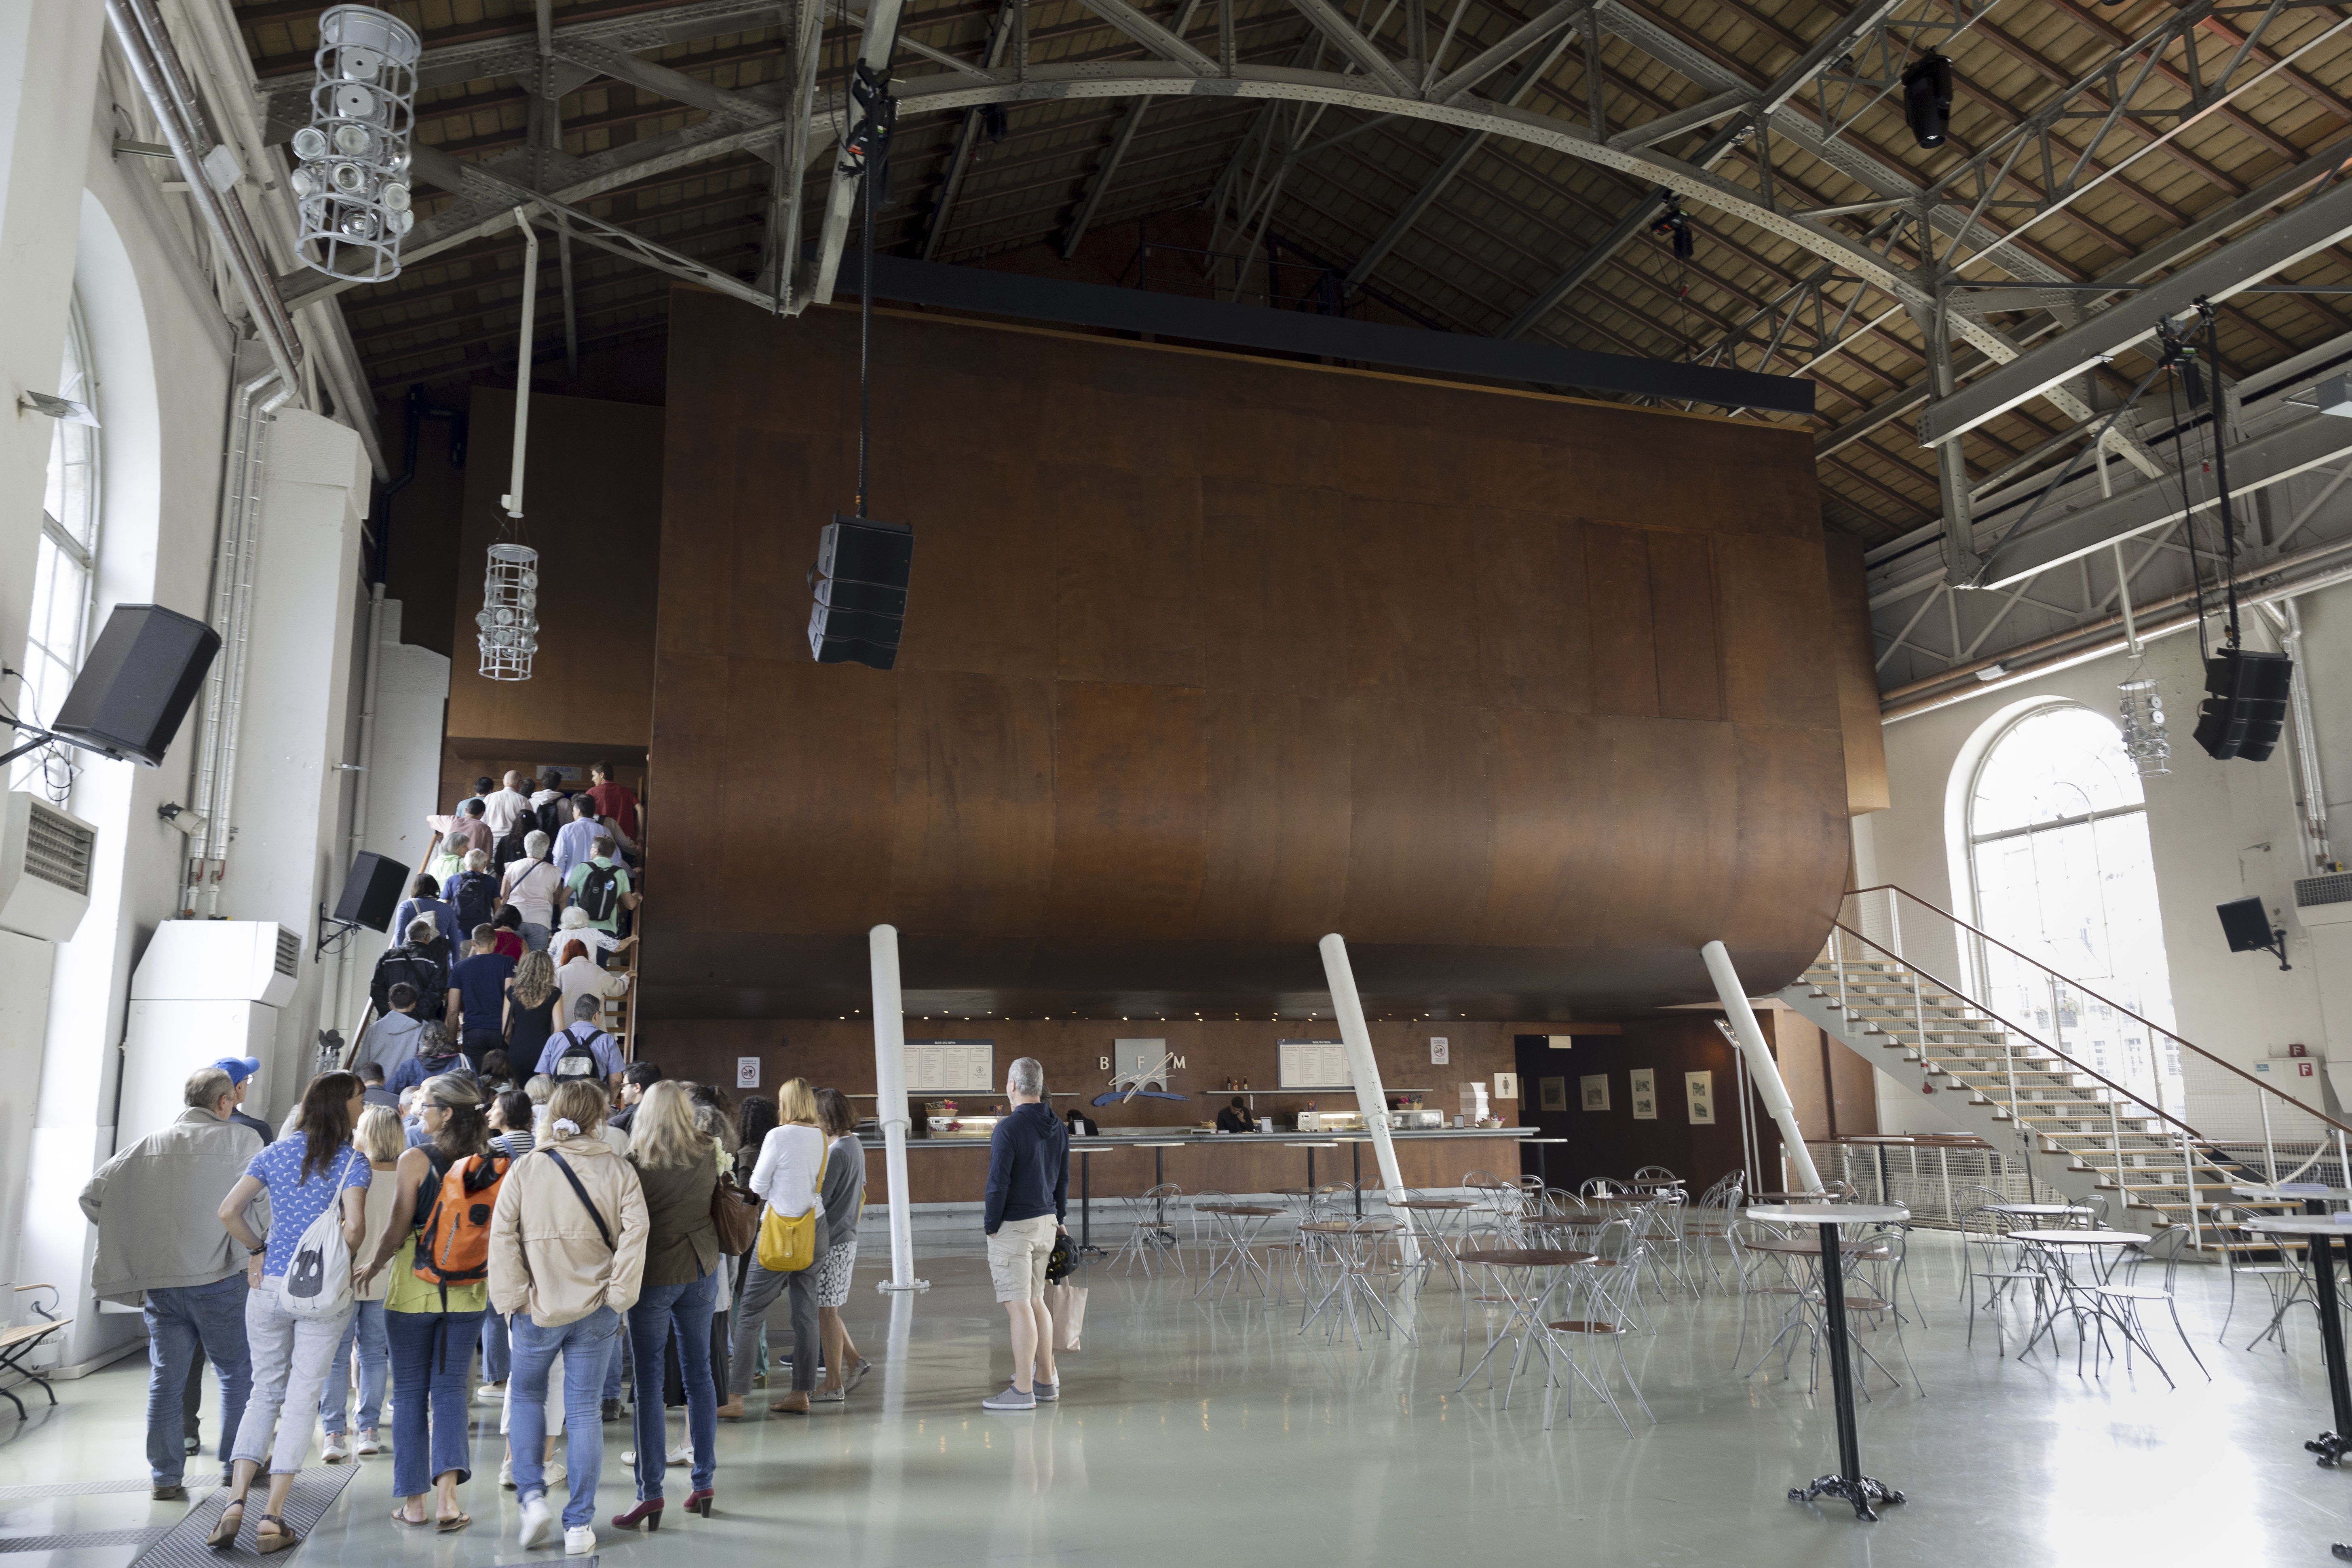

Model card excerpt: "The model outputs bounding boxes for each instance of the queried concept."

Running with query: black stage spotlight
[2217,895,2291,971]
[1902,51,1953,149]
[1649,195,1694,260]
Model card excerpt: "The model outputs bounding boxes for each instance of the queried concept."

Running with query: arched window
[15,291,102,800]
[1966,702,2179,1102]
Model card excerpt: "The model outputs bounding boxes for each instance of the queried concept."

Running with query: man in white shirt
[553,797,602,882]
[481,770,532,842]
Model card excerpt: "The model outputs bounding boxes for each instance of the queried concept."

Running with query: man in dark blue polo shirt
[443,924,516,1068]
[980,1057,1067,1411]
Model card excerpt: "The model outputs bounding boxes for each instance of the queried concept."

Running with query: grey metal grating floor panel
[0,1484,177,1502]
[0,1530,170,1553]
[134,1467,355,1568]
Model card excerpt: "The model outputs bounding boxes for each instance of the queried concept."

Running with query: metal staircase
[1777,888,2352,1250]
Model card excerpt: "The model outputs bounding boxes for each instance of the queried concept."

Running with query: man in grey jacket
[80,1066,264,1500]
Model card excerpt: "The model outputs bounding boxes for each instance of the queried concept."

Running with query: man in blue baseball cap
[209,1058,276,1147]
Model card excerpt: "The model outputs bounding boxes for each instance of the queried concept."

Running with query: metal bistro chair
[1959,1204,2045,1355]
[1728,1218,1807,1370]
[1110,1182,1189,1279]
[1462,1170,1524,1249]
[1580,1216,1657,1336]
[1537,1230,1654,1435]
[2091,1223,2210,1385]
[2218,1207,2314,1352]
[1581,1175,1631,1200]
[1842,1226,1923,1397]
[1683,1172,1746,1294]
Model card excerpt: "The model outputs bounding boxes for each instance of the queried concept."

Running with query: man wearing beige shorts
[980,1057,1068,1411]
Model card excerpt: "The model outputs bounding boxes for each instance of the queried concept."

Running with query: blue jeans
[603,1324,628,1403]
[509,1307,620,1528]
[385,1307,484,1498]
[144,1276,251,1487]
[481,1310,511,1382]
[318,1299,388,1435]
[521,921,551,952]
[627,1270,718,1499]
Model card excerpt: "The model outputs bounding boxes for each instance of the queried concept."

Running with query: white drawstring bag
[280,1148,359,1320]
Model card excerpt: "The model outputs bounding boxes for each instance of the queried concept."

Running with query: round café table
[2004,1230,2148,1364]
[1282,1141,1341,1211]
[1748,1203,1911,1521]
[1985,1202,2093,1223]
[1391,1197,1478,1287]
[1194,1203,1284,1301]
[1297,1218,1408,1346]
[2244,1216,2352,1473]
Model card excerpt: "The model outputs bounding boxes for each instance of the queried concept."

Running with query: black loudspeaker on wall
[809,515,914,671]
[2193,647,2295,762]
[49,604,222,768]
[2217,895,2291,969]
[333,850,411,933]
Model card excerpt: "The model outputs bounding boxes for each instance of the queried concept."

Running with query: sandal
[391,1507,434,1528]
[255,1514,300,1554]
[205,1500,245,1549]
[435,1511,472,1534]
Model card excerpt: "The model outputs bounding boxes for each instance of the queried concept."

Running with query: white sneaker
[518,1494,554,1549]
[478,1380,507,1404]
[669,1440,691,1466]
[564,1526,596,1556]
[321,1434,350,1463]
[355,1429,382,1456]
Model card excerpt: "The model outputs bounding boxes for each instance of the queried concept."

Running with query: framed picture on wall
[1580,1074,1610,1112]
[1540,1076,1567,1112]
[1685,1070,1715,1125]
[1629,1068,1656,1120]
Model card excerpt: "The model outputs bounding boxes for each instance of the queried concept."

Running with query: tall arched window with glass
[15,294,102,800]
[1966,703,2181,1110]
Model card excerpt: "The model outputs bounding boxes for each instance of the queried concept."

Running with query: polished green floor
[2,1231,2345,1566]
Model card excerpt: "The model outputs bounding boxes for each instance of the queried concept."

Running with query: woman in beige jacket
[488,1081,648,1557]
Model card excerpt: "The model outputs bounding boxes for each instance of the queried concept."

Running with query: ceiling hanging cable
[2166,348,2211,665]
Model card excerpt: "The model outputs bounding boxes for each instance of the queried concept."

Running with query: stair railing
[1843,886,2352,1196]
[1820,918,2223,1244]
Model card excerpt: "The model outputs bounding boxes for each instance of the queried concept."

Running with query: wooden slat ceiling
[235,0,2352,546]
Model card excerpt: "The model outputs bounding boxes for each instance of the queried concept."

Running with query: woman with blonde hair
[613,1083,720,1526]
[502,950,560,1066]
[720,1078,828,1418]
[317,1106,403,1460]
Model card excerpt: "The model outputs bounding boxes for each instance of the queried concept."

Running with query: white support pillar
[1318,933,1417,1258]
[1701,940,1824,1194]
[870,924,926,1291]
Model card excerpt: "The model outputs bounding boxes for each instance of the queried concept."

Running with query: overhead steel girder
[1921,175,2352,450]
[792,63,1974,337]
[1973,412,2352,589]
[802,0,907,309]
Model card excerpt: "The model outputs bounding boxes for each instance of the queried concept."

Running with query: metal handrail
[1847,884,2352,1143]
[1825,920,2212,1147]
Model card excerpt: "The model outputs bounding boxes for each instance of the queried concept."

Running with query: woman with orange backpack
[355,1075,507,1533]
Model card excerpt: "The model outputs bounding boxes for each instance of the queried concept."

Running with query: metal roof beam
[1921,177,2352,450]
[1426,0,1594,106]
[1071,0,1220,74]
[1284,0,1416,98]
[804,0,907,309]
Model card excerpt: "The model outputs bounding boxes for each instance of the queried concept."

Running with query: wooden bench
[0,1285,70,1419]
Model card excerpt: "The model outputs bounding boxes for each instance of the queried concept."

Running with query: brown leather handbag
[709,1172,762,1255]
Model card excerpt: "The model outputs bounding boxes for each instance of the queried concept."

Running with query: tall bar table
[1523,1137,1566,1190]
[1747,1203,1911,1521]
[1073,1145,1104,1256]
[2244,1216,2352,1473]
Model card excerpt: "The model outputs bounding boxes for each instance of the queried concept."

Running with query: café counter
[852,1126,1534,1205]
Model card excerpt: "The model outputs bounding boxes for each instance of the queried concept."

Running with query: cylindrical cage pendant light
[477,542,539,680]
[290,5,420,283]
[2119,677,2170,777]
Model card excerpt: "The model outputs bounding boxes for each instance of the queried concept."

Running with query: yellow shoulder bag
[754,1138,829,1273]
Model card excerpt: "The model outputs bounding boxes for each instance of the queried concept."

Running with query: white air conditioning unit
[0,791,95,941]
[118,920,301,1146]
[131,918,300,1007]
[2296,872,2352,928]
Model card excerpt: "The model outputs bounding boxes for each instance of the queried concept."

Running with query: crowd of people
[81,1055,872,1557]
[72,762,1080,1556]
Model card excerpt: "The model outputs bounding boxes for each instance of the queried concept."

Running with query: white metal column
[870,924,926,1291]
[1701,940,1824,1193]
[1318,933,1418,1258]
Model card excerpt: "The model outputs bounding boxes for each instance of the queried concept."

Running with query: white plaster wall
[1862,578,2352,1138]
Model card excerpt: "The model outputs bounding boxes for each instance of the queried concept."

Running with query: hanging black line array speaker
[809,515,913,671]
[2192,646,2295,762]
[49,604,222,768]
[333,850,411,933]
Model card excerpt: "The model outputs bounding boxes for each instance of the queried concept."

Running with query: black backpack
[552,1024,604,1080]
[492,827,528,874]
[371,947,443,1014]
[574,861,621,923]
[534,795,567,839]
[450,869,498,932]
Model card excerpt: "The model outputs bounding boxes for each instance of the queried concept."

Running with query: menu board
[905,1040,995,1094]
[1278,1039,1353,1090]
